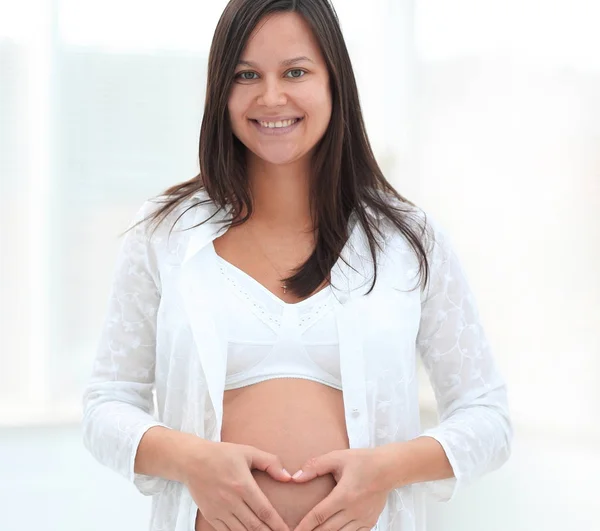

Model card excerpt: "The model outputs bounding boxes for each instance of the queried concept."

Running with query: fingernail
[282,469,292,478]
[292,470,303,479]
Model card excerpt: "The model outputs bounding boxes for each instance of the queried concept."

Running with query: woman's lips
[250,117,304,136]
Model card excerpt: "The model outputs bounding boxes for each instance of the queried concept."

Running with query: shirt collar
[181,190,232,265]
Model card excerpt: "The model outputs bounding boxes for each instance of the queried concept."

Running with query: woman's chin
[252,148,306,167]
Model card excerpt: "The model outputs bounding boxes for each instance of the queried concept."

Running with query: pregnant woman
[81,1,513,531]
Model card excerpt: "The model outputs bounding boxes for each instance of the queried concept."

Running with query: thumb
[246,446,293,482]
[291,452,340,483]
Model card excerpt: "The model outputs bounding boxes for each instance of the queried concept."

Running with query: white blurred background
[1,0,599,529]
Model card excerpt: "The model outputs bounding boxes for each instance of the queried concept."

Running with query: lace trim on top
[215,255,334,334]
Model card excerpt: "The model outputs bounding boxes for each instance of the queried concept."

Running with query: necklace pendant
[282,283,288,294]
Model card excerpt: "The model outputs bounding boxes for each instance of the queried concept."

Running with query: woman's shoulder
[365,188,451,259]
[364,188,428,233]
[125,188,216,249]
[142,188,215,223]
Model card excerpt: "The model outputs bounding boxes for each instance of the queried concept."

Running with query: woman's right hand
[183,440,293,531]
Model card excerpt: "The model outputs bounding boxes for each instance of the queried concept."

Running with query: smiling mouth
[251,117,304,129]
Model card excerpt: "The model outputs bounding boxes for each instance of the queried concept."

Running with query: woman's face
[227,11,332,167]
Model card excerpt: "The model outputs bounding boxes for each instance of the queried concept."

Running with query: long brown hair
[135,0,430,298]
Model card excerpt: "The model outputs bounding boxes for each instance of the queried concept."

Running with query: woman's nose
[257,78,288,107]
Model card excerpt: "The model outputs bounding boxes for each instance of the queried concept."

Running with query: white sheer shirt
[81,189,513,531]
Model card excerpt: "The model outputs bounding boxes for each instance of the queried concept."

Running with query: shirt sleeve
[81,199,172,496]
[415,214,513,502]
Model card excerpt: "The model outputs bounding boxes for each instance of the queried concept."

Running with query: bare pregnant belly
[195,378,350,531]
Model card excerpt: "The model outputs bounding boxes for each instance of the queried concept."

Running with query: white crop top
[212,245,342,392]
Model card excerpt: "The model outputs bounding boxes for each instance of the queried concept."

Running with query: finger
[211,519,232,531]
[312,514,356,531]
[226,511,252,531]
[339,521,371,531]
[294,500,344,531]
[247,447,293,482]
[244,482,290,531]
[290,468,313,483]
[292,454,339,483]
[233,501,273,531]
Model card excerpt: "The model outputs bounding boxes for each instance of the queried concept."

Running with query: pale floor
[0,424,598,531]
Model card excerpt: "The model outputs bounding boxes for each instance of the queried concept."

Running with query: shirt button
[351,408,360,417]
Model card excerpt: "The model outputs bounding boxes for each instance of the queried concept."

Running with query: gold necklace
[246,224,292,294]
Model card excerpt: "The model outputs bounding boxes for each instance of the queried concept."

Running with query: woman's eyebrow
[237,56,314,68]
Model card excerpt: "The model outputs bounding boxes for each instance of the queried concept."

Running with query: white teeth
[257,118,299,128]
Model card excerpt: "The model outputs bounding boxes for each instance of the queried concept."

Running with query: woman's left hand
[290,447,394,531]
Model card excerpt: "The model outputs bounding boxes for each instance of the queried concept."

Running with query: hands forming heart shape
[185,440,393,531]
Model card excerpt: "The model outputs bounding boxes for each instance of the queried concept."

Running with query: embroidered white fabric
[81,193,512,531]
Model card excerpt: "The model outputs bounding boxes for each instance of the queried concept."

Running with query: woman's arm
[373,435,454,491]
[134,425,218,484]
[405,214,513,501]
[81,200,177,496]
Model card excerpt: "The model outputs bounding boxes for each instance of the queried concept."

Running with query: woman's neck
[245,154,314,233]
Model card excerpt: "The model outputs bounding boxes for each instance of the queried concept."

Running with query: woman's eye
[286,69,305,78]
[235,69,305,81]
[236,71,258,81]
